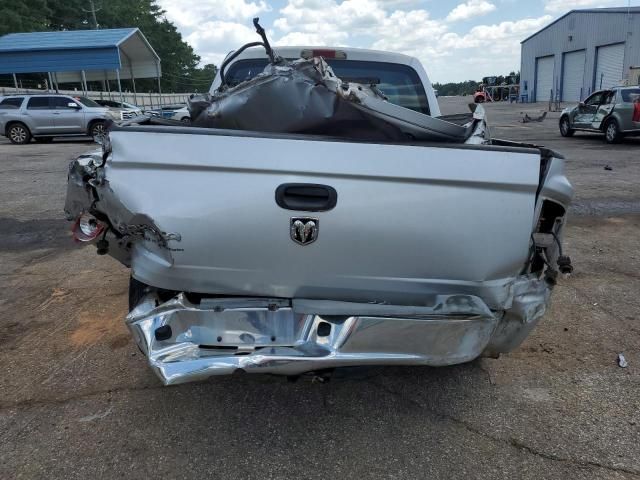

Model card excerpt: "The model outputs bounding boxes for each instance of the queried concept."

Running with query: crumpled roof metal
[189,57,485,143]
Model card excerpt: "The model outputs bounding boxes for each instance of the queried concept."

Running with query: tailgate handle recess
[276,183,337,212]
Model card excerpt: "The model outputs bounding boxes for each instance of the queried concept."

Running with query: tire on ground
[7,123,32,145]
[89,121,106,141]
[604,119,622,144]
[559,116,575,137]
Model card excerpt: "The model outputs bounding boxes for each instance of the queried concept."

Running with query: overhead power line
[81,0,102,29]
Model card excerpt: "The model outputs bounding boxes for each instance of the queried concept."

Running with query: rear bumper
[126,276,550,385]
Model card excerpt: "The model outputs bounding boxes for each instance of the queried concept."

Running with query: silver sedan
[559,86,640,143]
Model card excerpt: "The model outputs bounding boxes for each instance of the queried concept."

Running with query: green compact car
[559,86,640,144]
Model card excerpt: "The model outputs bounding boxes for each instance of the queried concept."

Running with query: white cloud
[157,0,270,28]
[157,0,272,66]
[185,21,259,65]
[158,0,576,83]
[274,0,388,35]
[374,14,552,81]
[456,15,553,50]
[273,0,392,46]
[371,10,449,55]
[275,29,349,46]
[272,1,554,81]
[446,0,496,22]
[543,0,620,13]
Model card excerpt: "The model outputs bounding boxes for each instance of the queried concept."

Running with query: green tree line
[432,80,481,97]
[433,72,520,97]
[0,0,217,93]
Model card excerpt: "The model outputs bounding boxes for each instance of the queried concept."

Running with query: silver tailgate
[105,128,542,307]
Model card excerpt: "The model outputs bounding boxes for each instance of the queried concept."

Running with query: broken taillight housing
[72,213,105,242]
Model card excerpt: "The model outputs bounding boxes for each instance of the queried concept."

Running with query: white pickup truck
[65,45,573,385]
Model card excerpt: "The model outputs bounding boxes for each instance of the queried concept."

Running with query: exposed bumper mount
[126,293,500,385]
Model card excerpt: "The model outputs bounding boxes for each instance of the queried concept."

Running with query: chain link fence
[0,86,191,108]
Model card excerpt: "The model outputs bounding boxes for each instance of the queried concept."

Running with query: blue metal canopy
[0,28,160,79]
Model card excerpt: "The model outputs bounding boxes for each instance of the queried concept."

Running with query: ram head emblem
[290,217,319,245]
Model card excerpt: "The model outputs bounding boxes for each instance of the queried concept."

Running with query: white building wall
[520,10,640,102]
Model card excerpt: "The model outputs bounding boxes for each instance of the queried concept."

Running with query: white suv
[0,94,118,144]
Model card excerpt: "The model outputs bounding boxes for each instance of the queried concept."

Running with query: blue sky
[157,0,640,82]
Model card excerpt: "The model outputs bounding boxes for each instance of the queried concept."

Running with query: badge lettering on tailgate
[290,217,319,245]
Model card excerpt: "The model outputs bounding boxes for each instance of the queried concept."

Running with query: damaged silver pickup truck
[65,20,573,385]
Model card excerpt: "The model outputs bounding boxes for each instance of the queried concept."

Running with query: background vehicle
[169,106,191,123]
[95,99,143,120]
[144,104,186,119]
[560,86,640,143]
[66,46,572,385]
[474,75,520,103]
[0,94,116,144]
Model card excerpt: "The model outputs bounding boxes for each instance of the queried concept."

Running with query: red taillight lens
[312,49,337,58]
[72,213,105,242]
[300,49,347,60]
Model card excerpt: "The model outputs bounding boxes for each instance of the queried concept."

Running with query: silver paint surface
[127,293,497,385]
[126,275,553,385]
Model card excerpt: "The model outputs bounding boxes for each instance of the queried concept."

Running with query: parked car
[0,94,118,144]
[65,44,573,385]
[143,104,186,119]
[169,106,191,123]
[94,99,143,120]
[559,86,640,143]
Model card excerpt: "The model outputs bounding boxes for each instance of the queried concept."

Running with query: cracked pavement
[1,97,639,479]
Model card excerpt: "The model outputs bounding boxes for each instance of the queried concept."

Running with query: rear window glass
[225,59,431,115]
[0,97,23,108]
[621,88,640,102]
[27,97,51,109]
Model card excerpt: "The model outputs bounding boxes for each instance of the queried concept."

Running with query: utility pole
[82,0,101,29]
[82,0,103,91]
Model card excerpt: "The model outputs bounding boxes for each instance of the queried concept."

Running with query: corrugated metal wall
[520,11,640,102]
[0,48,120,74]
[562,50,586,101]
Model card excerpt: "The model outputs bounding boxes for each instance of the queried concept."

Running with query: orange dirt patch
[37,288,70,311]
[108,333,131,350]
[70,305,129,348]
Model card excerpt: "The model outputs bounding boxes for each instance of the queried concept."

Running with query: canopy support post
[155,60,162,108]
[121,51,138,105]
[81,70,88,96]
[105,71,111,100]
[116,69,123,103]
[12,73,18,92]
[131,75,137,105]
[47,72,54,92]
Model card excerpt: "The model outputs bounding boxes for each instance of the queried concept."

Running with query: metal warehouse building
[520,7,640,102]
[0,29,161,101]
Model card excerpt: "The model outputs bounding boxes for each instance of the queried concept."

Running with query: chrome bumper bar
[126,293,501,385]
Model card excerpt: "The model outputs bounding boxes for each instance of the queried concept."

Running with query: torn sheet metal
[336,81,486,142]
[191,57,486,143]
[126,293,498,385]
[126,273,556,385]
